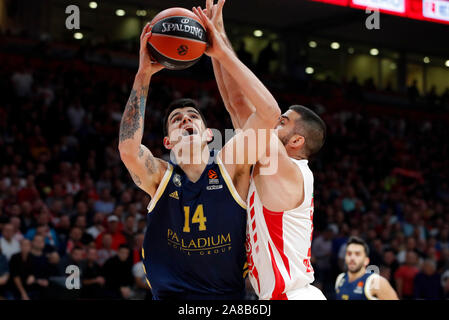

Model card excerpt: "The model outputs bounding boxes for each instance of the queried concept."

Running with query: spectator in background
[81,247,105,299]
[86,212,105,240]
[24,210,59,250]
[131,233,144,265]
[414,259,443,300]
[27,234,51,299]
[132,260,151,300]
[438,228,449,250]
[95,215,126,251]
[312,228,333,293]
[11,66,33,98]
[67,98,85,131]
[73,215,94,245]
[45,184,66,208]
[256,41,276,74]
[397,237,417,264]
[102,244,134,299]
[94,188,115,214]
[55,214,72,247]
[0,247,10,299]
[122,215,135,247]
[10,217,24,242]
[58,246,85,280]
[72,201,89,223]
[136,217,146,235]
[97,233,116,266]
[9,239,33,300]
[369,238,384,268]
[64,227,86,254]
[441,270,449,299]
[0,223,21,261]
[395,251,420,299]
[407,80,420,104]
[382,248,399,289]
[437,248,449,273]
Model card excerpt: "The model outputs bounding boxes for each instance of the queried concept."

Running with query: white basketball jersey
[245,159,315,300]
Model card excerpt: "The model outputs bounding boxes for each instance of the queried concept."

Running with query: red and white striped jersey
[245,159,315,300]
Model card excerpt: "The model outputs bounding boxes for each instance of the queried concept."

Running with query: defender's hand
[192,3,228,59]
[205,0,226,35]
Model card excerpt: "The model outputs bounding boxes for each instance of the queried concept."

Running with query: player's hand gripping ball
[147,7,207,70]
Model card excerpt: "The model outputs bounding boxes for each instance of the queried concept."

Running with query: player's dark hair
[346,236,370,257]
[288,105,326,158]
[162,98,207,136]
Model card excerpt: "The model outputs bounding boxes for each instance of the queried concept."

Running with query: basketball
[148,8,207,70]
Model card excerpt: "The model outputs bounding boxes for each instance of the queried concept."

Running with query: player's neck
[348,268,366,282]
[286,149,306,160]
[177,146,210,183]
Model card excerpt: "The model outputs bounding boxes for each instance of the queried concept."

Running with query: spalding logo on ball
[148,8,207,70]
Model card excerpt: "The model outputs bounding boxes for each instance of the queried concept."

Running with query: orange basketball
[148,8,207,70]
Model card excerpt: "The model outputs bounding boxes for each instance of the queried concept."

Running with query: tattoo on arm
[145,154,157,175]
[130,170,142,186]
[119,86,149,143]
[138,146,144,158]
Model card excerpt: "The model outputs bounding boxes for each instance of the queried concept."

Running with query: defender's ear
[289,134,305,150]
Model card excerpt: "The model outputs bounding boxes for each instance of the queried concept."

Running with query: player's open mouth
[182,127,198,136]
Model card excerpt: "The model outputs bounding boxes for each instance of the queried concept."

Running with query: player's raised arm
[193,3,280,175]
[193,3,280,127]
[203,0,255,129]
[118,23,167,197]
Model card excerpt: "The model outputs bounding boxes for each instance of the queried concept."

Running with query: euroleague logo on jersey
[208,169,220,185]
[208,170,218,179]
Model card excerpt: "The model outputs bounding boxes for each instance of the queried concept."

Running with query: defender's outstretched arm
[203,0,256,129]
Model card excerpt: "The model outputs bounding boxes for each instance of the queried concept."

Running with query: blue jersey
[141,150,248,300]
[335,272,378,300]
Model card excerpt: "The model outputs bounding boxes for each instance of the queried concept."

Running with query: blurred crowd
[0,39,449,300]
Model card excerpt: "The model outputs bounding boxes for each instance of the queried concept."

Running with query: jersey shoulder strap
[147,162,174,213]
[335,272,346,290]
[364,273,380,300]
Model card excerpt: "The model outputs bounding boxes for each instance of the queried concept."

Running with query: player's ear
[289,134,305,149]
[163,136,173,150]
[205,128,213,143]
[364,256,370,268]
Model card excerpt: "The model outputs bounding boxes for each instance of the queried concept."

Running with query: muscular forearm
[220,61,255,126]
[213,33,255,128]
[118,72,151,154]
[217,45,280,123]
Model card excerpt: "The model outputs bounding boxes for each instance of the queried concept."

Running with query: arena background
[0,0,448,300]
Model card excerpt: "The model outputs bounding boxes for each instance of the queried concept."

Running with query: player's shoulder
[335,272,346,288]
[152,157,170,180]
[364,273,383,300]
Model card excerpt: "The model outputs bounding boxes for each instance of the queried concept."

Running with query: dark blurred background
[0,0,448,300]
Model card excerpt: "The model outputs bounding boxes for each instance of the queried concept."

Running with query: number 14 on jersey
[183,204,207,232]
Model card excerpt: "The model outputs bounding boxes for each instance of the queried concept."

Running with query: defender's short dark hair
[288,105,326,158]
[346,236,370,257]
[162,98,207,136]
